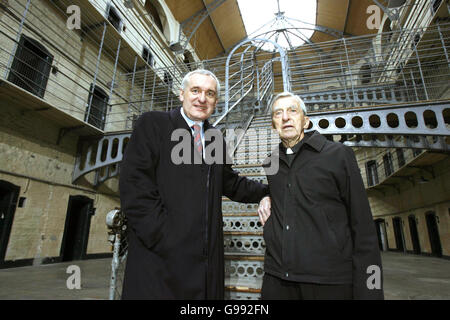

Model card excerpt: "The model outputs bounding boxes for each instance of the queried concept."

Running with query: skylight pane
[237,0,317,50]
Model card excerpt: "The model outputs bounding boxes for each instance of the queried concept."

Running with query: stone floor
[0,251,449,300]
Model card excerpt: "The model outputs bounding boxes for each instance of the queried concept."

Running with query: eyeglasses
[190,87,217,99]
[272,106,300,118]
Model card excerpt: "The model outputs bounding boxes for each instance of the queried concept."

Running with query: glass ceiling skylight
[237,0,317,51]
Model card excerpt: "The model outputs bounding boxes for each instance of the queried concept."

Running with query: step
[225,255,265,280]
[236,142,278,149]
[225,278,262,298]
[232,163,265,168]
[248,122,273,128]
[233,159,266,165]
[224,255,264,300]
[221,200,259,214]
[223,215,263,232]
[232,166,266,175]
[233,147,274,154]
[223,113,269,302]
[225,287,261,300]
[234,151,273,159]
[224,232,266,255]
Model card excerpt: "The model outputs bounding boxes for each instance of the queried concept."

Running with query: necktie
[192,124,203,155]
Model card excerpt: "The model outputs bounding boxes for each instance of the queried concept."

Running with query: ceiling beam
[201,0,226,52]
[169,0,228,52]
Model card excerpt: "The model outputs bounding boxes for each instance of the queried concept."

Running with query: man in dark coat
[119,69,269,299]
[258,92,384,300]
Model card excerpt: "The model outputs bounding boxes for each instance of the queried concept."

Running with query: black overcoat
[119,107,268,299]
[262,131,384,299]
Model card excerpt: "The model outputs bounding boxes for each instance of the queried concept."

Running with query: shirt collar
[180,107,204,130]
[280,136,305,154]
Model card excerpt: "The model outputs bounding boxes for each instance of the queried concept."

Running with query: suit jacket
[263,131,384,299]
[119,107,268,299]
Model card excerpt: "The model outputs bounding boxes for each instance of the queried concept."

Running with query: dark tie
[192,124,203,155]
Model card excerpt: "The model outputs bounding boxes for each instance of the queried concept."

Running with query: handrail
[214,37,290,129]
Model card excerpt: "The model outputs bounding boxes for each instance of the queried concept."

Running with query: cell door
[392,217,405,252]
[408,215,421,255]
[0,181,20,263]
[60,196,94,262]
[425,212,442,257]
[375,219,388,251]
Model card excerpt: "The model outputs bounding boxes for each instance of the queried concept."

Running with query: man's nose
[198,91,206,102]
[282,110,290,121]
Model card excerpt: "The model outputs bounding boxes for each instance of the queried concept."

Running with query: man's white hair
[181,69,221,98]
[269,92,307,115]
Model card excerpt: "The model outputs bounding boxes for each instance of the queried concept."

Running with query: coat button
[287,183,291,188]
[285,272,289,278]
[286,225,290,231]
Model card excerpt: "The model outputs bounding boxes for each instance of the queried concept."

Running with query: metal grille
[223,216,263,232]
[225,259,264,279]
[224,235,266,255]
[288,23,450,112]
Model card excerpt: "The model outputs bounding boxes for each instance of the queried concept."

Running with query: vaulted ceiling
[165,0,379,60]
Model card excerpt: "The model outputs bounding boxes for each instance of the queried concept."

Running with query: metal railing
[0,0,184,133]
[360,146,427,191]
[3,2,448,135]
[287,23,450,112]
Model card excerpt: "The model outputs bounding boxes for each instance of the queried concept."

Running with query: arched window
[145,0,165,34]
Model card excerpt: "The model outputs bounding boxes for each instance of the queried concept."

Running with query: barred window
[107,5,122,32]
[8,34,53,98]
[86,85,108,130]
[366,160,379,187]
[383,152,394,177]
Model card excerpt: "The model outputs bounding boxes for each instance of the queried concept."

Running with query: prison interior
[0,0,449,300]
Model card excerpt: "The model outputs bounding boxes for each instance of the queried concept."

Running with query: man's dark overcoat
[263,131,384,299]
[119,107,268,299]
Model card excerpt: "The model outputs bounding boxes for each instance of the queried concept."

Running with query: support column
[343,38,356,108]
[437,22,450,70]
[414,46,429,100]
[127,56,138,128]
[109,38,122,112]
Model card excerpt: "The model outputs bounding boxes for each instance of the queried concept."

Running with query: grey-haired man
[258,92,384,300]
[120,69,269,299]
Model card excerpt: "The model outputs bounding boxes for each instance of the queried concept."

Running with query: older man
[258,92,383,300]
[120,69,269,299]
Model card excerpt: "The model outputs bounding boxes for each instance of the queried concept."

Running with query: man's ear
[303,116,310,129]
[179,90,184,102]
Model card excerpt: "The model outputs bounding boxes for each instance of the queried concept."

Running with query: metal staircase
[102,21,450,299]
[223,115,276,300]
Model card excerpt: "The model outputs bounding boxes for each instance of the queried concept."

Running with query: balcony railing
[286,22,450,112]
[0,0,180,134]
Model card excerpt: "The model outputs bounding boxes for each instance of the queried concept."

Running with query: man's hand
[258,196,271,226]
